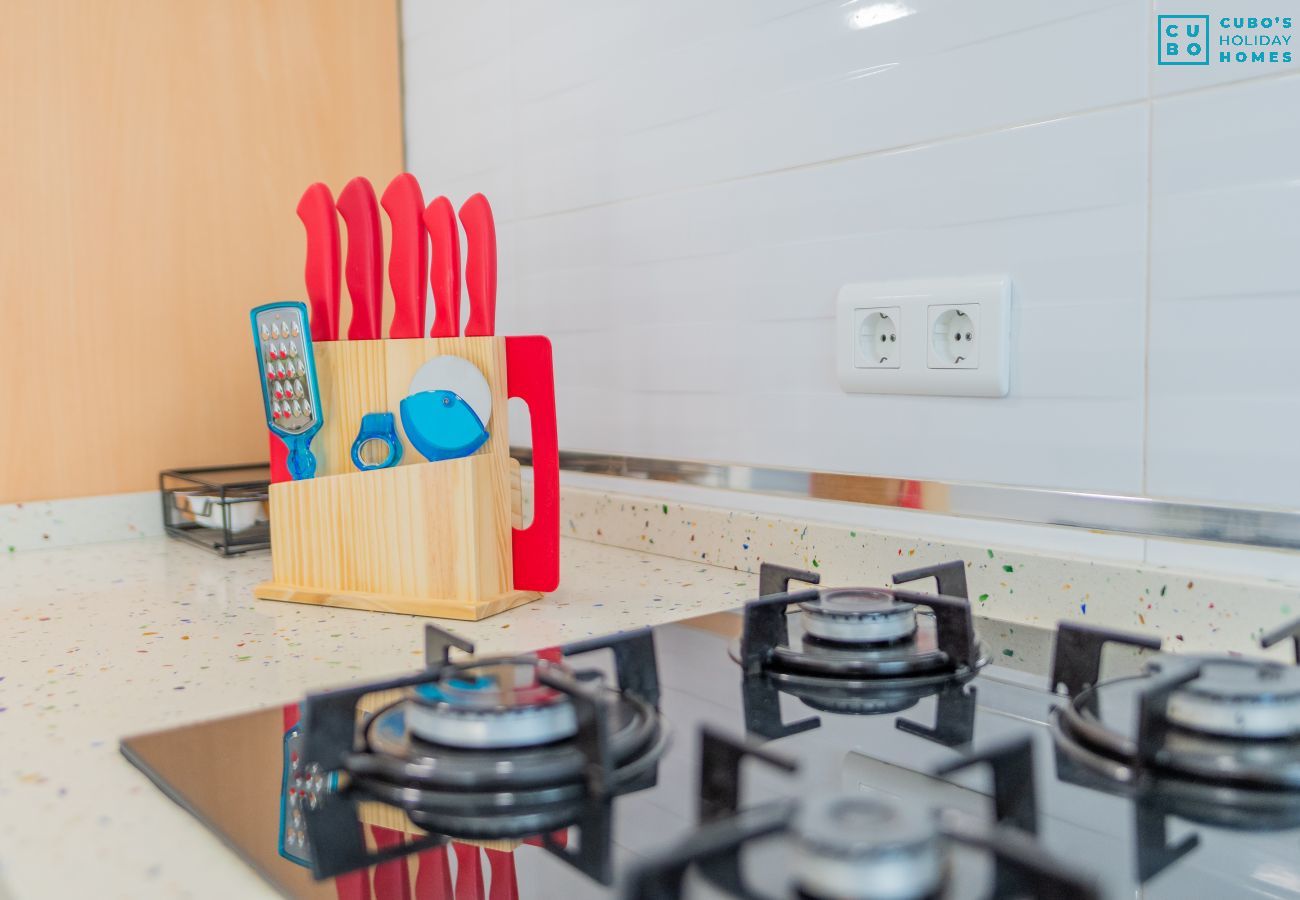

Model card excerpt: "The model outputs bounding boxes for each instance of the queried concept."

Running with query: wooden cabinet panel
[0,0,403,502]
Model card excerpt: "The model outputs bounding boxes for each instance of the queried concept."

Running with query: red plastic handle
[335,872,372,900]
[296,183,341,342]
[484,849,519,900]
[281,183,339,484]
[453,844,484,900]
[269,433,289,484]
[370,826,413,900]
[381,173,427,339]
[415,847,453,899]
[505,335,559,592]
[337,177,384,341]
[459,193,497,337]
[423,196,461,338]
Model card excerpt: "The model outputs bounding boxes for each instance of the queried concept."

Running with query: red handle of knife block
[269,433,289,483]
[337,177,384,341]
[505,335,559,592]
[460,194,497,337]
[382,173,428,339]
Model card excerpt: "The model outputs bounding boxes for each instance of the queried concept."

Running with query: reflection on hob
[119,560,1300,899]
[626,729,1098,900]
[280,708,580,899]
[291,626,668,887]
[1048,616,1300,882]
[734,561,985,747]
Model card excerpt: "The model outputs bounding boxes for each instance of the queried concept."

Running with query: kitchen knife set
[250,174,560,614]
[257,176,504,479]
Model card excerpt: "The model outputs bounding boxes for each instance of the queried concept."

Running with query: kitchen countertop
[0,535,760,899]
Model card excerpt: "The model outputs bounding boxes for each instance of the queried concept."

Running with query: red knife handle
[337,177,384,341]
[335,871,372,900]
[381,173,427,339]
[453,844,485,900]
[424,196,461,338]
[296,183,341,342]
[505,336,559,592]
[370,826,412,900]
[459,193,497,337]
[484,849,518,900]
[414,846,453,900]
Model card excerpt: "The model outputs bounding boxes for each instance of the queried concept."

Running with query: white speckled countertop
[0,535,756,899]
[5,482,1299,898]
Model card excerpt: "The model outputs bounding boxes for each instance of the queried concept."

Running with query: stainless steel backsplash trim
[511,448,1300,552]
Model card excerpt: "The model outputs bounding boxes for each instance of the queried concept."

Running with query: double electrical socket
[836,275,1011,397]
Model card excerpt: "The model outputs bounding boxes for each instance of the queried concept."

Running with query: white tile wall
[1148,72,1300,507]
[403,0,1300,572]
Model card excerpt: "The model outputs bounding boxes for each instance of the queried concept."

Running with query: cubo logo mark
[1158,15,1211,64]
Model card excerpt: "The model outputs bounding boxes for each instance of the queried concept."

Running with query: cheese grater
[251,301,322,480]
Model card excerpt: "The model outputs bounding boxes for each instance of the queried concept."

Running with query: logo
[1157,14,1294,66]
[1158,15,1210,64]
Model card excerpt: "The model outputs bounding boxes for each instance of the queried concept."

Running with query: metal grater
[251,301,322,479]
[278,725,337,868]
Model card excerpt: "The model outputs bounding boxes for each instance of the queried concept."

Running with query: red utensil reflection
[371,826,414,899]
[414,846,452,899]
[284,704,569,900]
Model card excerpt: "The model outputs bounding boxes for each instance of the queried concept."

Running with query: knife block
[254,335,558,620]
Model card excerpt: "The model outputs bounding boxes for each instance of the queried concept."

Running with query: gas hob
[121,561,1300,899]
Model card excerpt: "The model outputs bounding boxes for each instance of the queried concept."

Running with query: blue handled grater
[251,301,323,480]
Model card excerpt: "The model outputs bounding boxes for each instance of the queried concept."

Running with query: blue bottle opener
[251,301,323,480]
[350,412,403,471]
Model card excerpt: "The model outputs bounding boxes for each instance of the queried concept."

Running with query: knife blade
[380,173,427,339]
[336,177,384,341]
[295,183,341,342]
[459,193,497,337]
[423,196,461,338]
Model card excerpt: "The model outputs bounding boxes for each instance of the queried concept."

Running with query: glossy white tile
[1147,73,1300,506]
[512,106,1148,491]
[402,0,1300,583]
[505,0,1147,216]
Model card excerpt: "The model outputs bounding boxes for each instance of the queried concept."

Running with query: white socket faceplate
[836,276,1011,397]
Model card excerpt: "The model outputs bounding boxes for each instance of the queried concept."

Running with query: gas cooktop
[121,560,1300,899]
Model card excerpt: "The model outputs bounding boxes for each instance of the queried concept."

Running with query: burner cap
[407,660,578,749]
[799,589,918,645]
[793,794,943,900]
[1166,660,1300,739]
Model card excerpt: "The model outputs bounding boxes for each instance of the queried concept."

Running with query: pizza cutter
[399,356,492,462]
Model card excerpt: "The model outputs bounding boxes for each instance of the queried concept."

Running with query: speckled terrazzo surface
[0,535,756,899]
[0,490,160,552]
[4,484,1300,898]
[562,487,1300,659]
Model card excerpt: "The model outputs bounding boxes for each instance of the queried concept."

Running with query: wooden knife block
[254,336,544,620]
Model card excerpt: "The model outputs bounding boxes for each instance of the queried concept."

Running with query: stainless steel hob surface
[120,561,1300,899]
